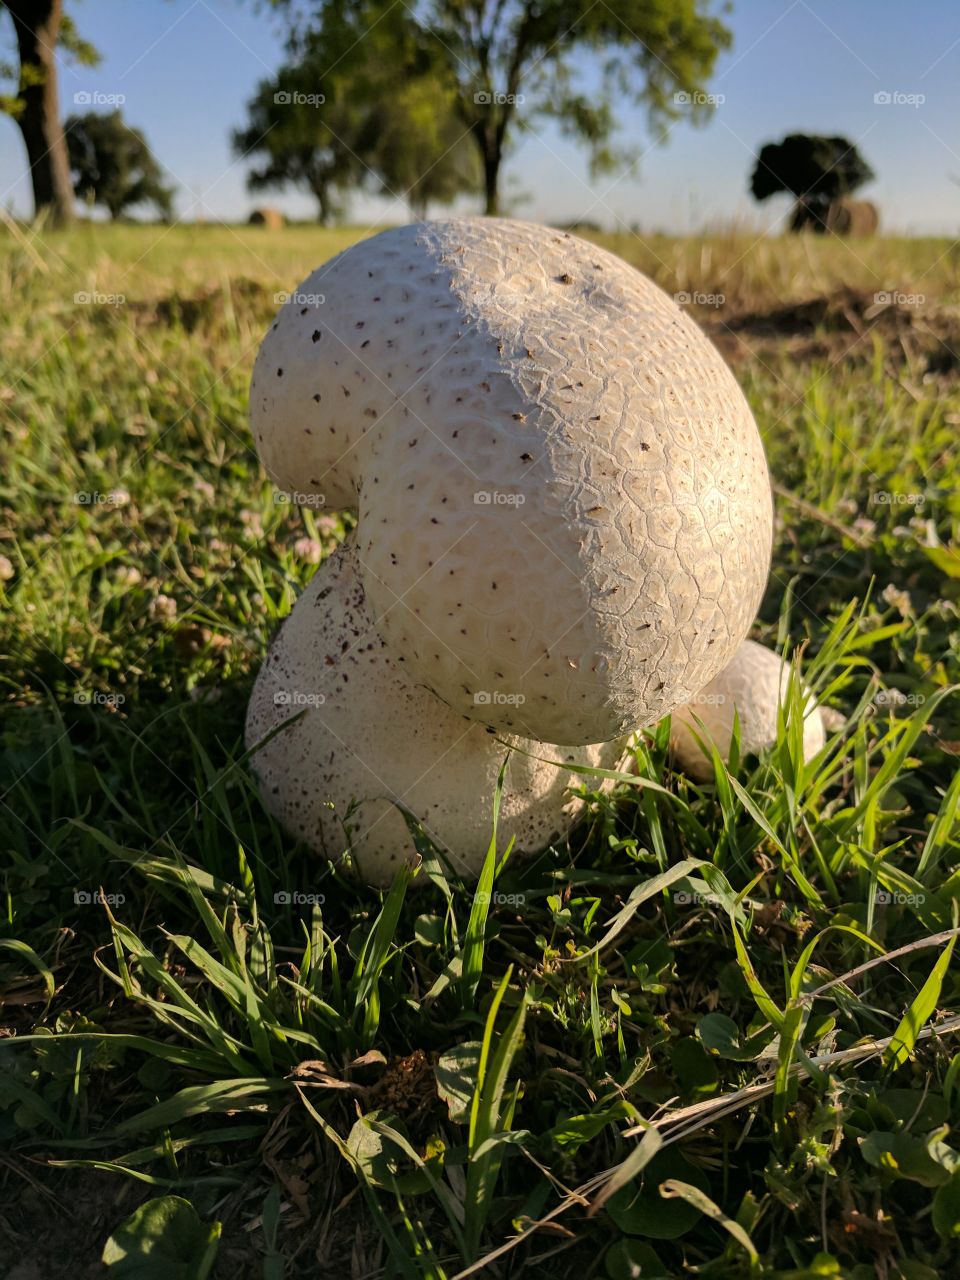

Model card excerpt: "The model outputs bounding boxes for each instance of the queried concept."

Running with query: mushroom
[668,639,826,781]
[247,218,774,878]
[246,540,620,885]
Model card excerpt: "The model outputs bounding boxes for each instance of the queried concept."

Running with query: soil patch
[699,287,960,378]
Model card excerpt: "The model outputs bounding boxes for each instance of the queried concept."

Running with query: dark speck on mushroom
[312,330,321,343]
[277,368,283,377]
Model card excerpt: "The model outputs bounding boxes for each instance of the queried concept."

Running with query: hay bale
[248,207,285,230]
[825,198,879,236]
[789,196,879,236]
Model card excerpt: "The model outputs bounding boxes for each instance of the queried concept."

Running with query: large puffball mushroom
[668,640,826,782]
[251,218,773,746]
[245,539,620,886]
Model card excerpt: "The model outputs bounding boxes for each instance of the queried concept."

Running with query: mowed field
[2,222,960,1279]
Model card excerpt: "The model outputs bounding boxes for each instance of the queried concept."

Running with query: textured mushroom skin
[669,639,826,781]
[251,218,773,746]
[245,538,620,886]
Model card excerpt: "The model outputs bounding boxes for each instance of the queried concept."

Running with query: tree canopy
[295,0,733,215]
[233,63,364,225]
[750,133,875,205]
[235,6,476,222]
[65,111,175,220]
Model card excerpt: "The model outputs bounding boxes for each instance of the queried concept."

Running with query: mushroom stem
[245,537,619,885]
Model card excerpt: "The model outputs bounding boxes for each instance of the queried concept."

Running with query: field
[2,221,960,1279]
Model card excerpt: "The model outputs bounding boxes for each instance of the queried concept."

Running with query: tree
[300,0,732,216]
[0,0,97,224]
[234,11,477,223]
[364,79,480,218]
[65,111,175,220]
[232,62,368,225]
[750,133,875,231]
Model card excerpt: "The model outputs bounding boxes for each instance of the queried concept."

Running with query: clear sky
[2,0,959,233]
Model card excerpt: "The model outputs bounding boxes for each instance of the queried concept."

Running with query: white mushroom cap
[668,639,826,781]
[251,218,772,746]
[245,538,620,885]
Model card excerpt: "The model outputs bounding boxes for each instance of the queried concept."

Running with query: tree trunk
[5,0,75,225]
[789,194,830,234]
[482,143,500,216]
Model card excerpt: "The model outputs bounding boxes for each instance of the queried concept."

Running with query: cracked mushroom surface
[251,217,773,746]
[245,539,620,885]
[669,639,826,781]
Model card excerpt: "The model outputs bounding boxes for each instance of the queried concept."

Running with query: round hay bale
[248,207,285,230]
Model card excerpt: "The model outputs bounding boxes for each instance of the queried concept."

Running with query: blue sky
[2,0,959,232]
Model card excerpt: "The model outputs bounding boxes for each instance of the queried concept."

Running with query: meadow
[2,220,960,1279]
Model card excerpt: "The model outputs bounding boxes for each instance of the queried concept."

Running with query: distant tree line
[4,2,878,234]
[234,0,733,220]
[2,0,734,226]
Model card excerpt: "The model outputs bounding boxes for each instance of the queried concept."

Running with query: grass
[2,219,960,1278]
